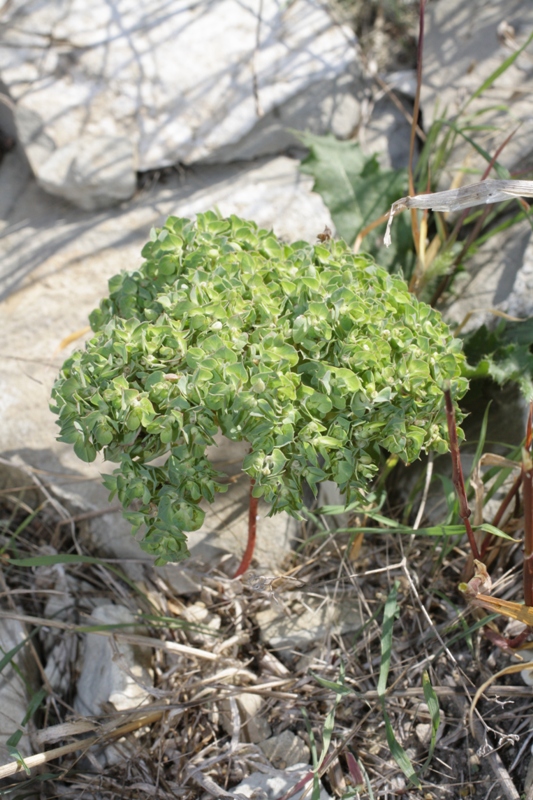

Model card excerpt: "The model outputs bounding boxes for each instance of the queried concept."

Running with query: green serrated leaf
[299,133,414,274]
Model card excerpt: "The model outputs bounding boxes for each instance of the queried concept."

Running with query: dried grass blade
[385,179,533,246]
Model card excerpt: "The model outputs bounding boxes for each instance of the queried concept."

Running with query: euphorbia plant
[51,212,467,567]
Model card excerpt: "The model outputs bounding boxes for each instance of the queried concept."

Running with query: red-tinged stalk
[407,0,427,263]
[523,403,533,606]
[233,478,258,578]
[484,626,529,650]
[444,388,480,561]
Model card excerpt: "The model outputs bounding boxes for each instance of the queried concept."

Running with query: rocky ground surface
[1,0,533,798]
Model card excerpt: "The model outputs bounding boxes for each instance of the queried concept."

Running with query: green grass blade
[301,707,321,800]
[316,663,345,770]
[469,207,531,248]
[21,687,46,726]
[434,614,499,655]
[0,636,31,675]
[439,120,509,178]
[465,29,533,108]
[420,672,441,774]
[0,503,48,555]
[377,584,421,788]
[478,522,516,540]
[382,705,421,788]
[5,685,45,782]
[9,553,159,612]
[332,523,515,541]
[309,671,352,695]
[358,758,375,800]
[467,402,492,486]
[9,554,107,567]
[377,583,399,697]
[0,773,57,796]
[5,741,30,775]
[318,703,338,772]
[432,474,458,525]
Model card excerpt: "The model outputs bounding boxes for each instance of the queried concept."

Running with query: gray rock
[256,597,361,657]
[425,1,533,343]
[0,0,362,189]
[181,601,221,646]
[36,135,136,211]
[361,95,413,170]
[316,480,350,531]
[231,764,331,799]
[421,0,533,181]
[260,730,310,769]
[202,72,364,165]
[74,605,153,716]
[220,693,272,744]
[505,230,533,319]
[443,219,532,333]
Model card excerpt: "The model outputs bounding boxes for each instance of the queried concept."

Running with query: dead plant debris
[0,463,532,800]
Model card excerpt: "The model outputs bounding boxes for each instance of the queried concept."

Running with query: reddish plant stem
[233,478,258,578]
[407,0,427,258]
[484,626,529,651]
[444,388,480,561]
[524,462,533,606]
[523,403,533,606]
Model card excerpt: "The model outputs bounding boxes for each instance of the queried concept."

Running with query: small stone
[260,730,310,769]
[413,701,444,747]
[230,764,332,799]
[256,597,361,659]
[220,692,272,744]
[74,605,153,716]
[415,723,432,747]
[515,650,533,686]
[181,601,221,646]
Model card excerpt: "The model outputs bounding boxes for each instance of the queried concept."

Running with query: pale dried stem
[384,179,533,247]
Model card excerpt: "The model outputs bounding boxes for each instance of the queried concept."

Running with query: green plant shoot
[50,213,467,564]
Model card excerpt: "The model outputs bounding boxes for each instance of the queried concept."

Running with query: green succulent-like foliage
[50,212,467,565]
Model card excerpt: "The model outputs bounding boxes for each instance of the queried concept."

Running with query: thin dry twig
[0,710,164,780]
[0,609,219,661]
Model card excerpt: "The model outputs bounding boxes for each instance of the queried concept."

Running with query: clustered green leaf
[50,212,467,564]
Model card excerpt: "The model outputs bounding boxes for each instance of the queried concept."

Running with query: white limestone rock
[442,219,532,333]
[220,692,272,744]
[256,596,361,658]
[230,764,331,799]
[36,135,136,211]
[421,0,533,181]
[74,605,153,716]
[505,230,533,320]
[0,0,363,207]
[260,730,310,769]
